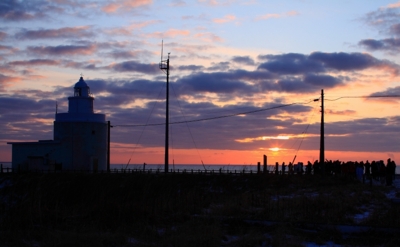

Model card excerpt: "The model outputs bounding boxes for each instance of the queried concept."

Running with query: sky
[1,0,400,166]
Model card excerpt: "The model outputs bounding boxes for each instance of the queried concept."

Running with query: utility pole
[319,89,325,174]
[159,41,170,173]
[107,121,113,172]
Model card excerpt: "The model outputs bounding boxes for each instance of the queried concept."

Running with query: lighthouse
[8,76,108,172]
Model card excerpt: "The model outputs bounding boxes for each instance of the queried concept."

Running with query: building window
[74,88,81,96]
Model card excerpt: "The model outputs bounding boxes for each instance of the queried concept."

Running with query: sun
[269,147,280,152]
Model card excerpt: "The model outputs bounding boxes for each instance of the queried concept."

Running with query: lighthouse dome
[74,76,90,97]
[75,76,88,88]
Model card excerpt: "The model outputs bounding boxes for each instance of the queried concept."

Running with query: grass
[0,172,399,246]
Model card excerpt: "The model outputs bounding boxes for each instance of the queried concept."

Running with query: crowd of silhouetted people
[274,158,397,186]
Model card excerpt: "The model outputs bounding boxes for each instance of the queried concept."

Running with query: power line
[114,99,316,127]
[325,95,400,101]
[113,94,400,128]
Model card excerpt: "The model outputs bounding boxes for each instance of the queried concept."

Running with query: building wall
[11,142,62,171]
[54,121,108,171]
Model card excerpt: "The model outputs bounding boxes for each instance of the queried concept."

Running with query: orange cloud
[194,32,223,42]
[325,109,356,115]
[102,0,152,13]
[0,74,22,88]
[387,1,400,8]
[105,20,160,36]
[213,14,236,24]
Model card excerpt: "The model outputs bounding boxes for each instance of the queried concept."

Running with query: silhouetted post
[159,43,170,173]
[263,155,267,173]
[107,121,112,173]
[257,162,261,174]
[319,89,325,175]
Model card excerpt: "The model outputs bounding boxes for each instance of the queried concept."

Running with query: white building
[8,76,109,172]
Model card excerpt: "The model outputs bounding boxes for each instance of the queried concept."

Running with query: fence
[0,165,266,175]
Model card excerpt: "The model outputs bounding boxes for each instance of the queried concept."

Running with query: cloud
[368,86,400,103]
[274,74,343,93]
[359,38,400,53]
[104,20,160,36]
[309,52,385,71]
[107,60,159,74]
[170,0,186,7]
[207,61,230,71]
[0,45,18,54]
[27,44,97,56]
[325,109,356,116]
[107,50,153,60]
[231,56,255,66]
[386,1,400,9]
[177,65,205,71]
[255,11,299,21]
[197,0,235,6]
[258,52,398,75]
[148,29,190,39]
[213,14,236,24]
[0,74,22,88]
[0,31,6,41]
[15,26,94,40]
[175,71,257,95]
[101,0,152,13]
[193,32,223,42]
[363,4,400,28]
[0,0,46,21]
[303,74,343,87]
[258,53,325,74]
[9,59,60,67]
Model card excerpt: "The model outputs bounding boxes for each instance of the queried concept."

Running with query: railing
[0,166,266,175]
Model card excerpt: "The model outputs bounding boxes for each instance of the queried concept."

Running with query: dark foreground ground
[1,172,400,247]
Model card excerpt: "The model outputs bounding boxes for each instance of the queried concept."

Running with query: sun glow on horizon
[269,147,280,152]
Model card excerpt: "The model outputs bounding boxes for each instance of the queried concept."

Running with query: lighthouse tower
[54,76,107,171]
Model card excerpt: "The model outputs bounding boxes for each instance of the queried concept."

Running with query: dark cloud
[277,78,314,93]
[9,59,60,66]
[359,38,400,53]
[0,45,18,53]
[360,7,400,54]
[15,26,94,40]
[27,44,97,56]
[368,86,400,103]
[325,117,400,152]
[259,52,397,75]
[358,39,385,50]
[363,6,400,28]
[108,61,159,74]
[231,56,255,66]
[0,31,7,41]
[175,72,256,95]
[207,61,230,71]
[390,23,400,36]
[309,52,382,71]
[108,50,139,59]
[258,53,325,74]
[177,65,205,71]
[0,96,57,140]
[303,74,343,88]
[0,0,45,21]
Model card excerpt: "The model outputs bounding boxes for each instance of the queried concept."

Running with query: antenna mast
[159,41,170,173]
